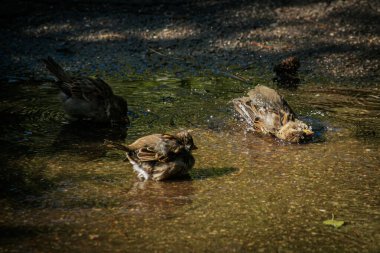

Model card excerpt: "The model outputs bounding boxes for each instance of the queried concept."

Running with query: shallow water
[0,76,379,252]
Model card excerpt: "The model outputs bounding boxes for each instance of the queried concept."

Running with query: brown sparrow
[232,85,313,143]
[43,57,129,126]
[105,131,197,181]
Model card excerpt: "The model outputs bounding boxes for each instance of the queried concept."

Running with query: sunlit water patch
[0,78,379,252]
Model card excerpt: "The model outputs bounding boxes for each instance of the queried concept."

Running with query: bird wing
[135,146,162,162]
[233,97,282,134]
[62,77,114,101]
[43,57,114,101]
[128,134,183,162]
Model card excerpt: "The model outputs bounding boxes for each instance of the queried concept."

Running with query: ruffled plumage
[232,85,313,143]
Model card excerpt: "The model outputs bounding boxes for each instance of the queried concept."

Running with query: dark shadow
[50,121,127,159]
[0,0,377,84]
[0,225,50,239]
[0,224,69,251]
[0,140,55,200]
[57,121,127,141]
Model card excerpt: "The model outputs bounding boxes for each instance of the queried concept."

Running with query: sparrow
[43,56,129,126]
[105,131,197,181]
[273,56,301,89]
[232,85,313,143]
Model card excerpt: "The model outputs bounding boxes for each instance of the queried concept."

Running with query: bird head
[176,130,198,151]
[276,120,314,143]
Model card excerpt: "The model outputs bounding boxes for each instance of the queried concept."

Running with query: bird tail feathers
[43,56,71,82]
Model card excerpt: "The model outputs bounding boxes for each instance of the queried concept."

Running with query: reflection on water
[51,121,127,161]
[0,78,379,252]
[124,181,195,214]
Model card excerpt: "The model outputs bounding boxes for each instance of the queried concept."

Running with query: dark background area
[0,0,379,83]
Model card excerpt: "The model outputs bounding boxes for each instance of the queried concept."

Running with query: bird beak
[303,129,314,136]
[192,145,198,150]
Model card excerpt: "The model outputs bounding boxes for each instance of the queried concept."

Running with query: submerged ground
[1,0,379,252]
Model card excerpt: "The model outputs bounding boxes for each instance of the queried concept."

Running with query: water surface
[0,76,379,252]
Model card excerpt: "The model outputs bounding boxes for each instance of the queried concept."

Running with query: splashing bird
[232,85,313,143]
[105,131,197,181]
[43,56,129,126]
